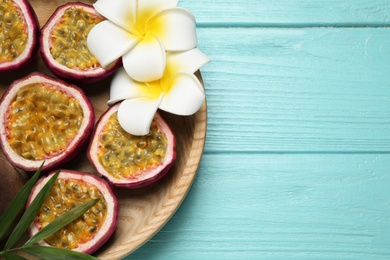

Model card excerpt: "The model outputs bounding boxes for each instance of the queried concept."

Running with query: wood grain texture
[0,1,206,259]
[2,1,390,259]
[122,1,389,259]
[196,27,390,153]
[28,0,390,27]
[179,0,390,26]
[126,4,390,259]
[130,153,390,259]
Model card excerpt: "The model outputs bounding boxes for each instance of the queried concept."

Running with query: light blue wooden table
[125,1,390,259]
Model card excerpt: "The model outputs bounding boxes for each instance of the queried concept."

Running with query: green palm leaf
[0,163,44,241]
[3,170,60,250]
[24,198,99,246]
[22,245,99,260]
[2,251,28,260]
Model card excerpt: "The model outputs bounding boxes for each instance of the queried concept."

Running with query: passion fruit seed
[38,178,108,249]
[98,112,168,178]
[50,6,103,70]
[0,0,29,62]
[6,83,84,160]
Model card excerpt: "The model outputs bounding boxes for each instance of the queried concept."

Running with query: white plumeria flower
[108,48,210,136]
[87,0,197,82]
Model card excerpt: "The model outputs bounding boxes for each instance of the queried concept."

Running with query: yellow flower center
[133,7,162,39]
[144,80,163,99]
[143,58,179,99]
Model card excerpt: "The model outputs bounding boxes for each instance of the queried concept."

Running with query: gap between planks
[196,22,390,29]
[203,151,390,155]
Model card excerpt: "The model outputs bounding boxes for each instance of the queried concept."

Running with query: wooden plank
[130,153,390,259]
[197,27,390,152]
[180,0,390,26]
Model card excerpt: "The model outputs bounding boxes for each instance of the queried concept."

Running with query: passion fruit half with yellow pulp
[40,2,120,84]
[88,103,176,188]
[0,0,39,72]
[0,72,95,171]
[28,170,119,254]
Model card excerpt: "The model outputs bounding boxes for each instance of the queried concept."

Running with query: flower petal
[87,21,139,67]
[166,48,210,76]
[138,0,178,21]
[108,67,149,106]
[122,33,166,82]
[93,0,137,33]
[147,8,197,51]
[117,96,163,136]
[159,72,205,115]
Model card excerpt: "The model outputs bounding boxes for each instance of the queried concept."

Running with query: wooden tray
[0,1,207,259]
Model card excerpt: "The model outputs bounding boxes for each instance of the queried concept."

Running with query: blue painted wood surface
[124,1,390,259]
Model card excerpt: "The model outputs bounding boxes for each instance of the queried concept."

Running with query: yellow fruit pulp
[39,178,108,249]
[98,113,168,178]
[50,6,103,70]
[6,83,84,160]
[0,0,29,62]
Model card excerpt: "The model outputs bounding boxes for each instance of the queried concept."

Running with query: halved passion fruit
[0,0,39,72]
[28,170,119,254]
[0,72,95,171]
[40,2,120,84]
[88,103,176,188]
